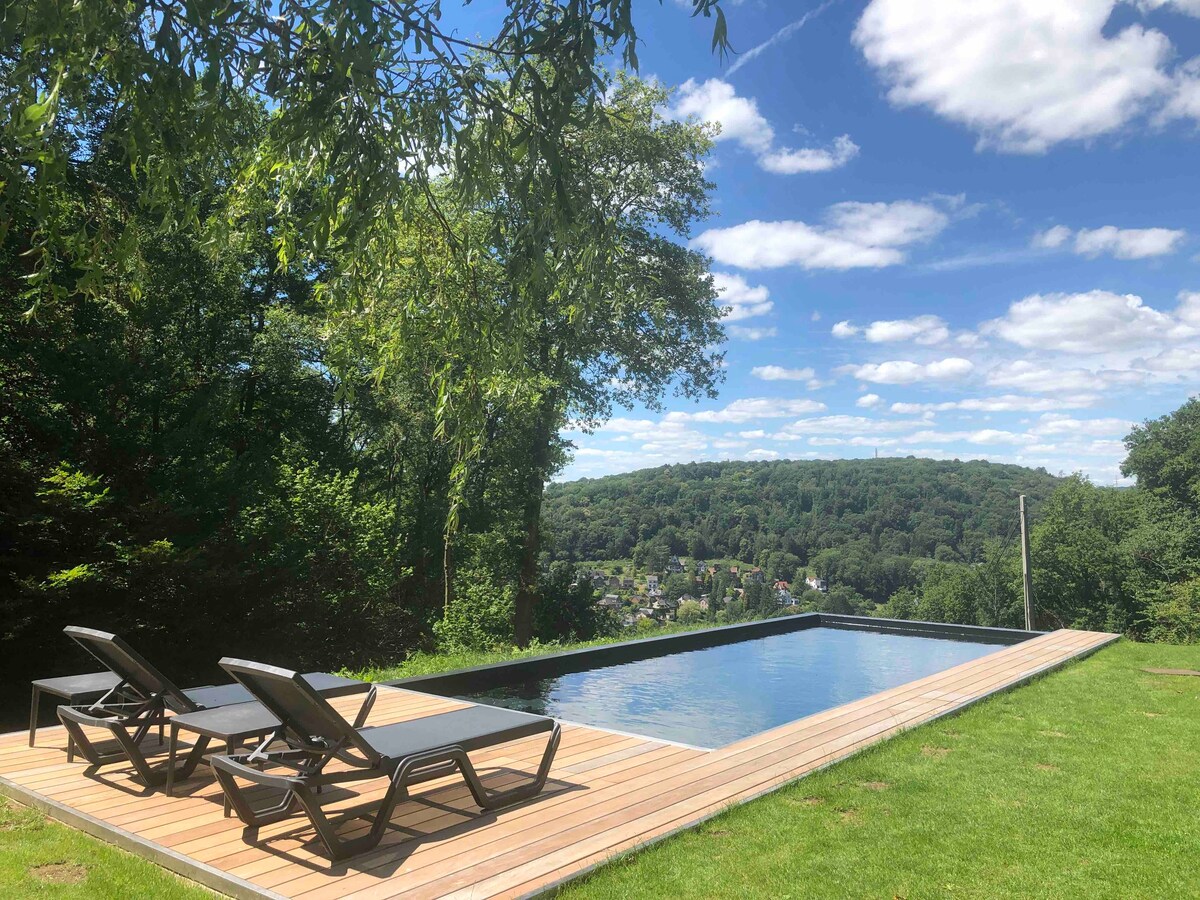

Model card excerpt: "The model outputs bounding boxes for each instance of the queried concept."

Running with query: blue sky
[523,2,1200,482]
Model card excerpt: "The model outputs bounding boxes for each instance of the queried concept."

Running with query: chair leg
[460,724,561,811]
[59,705,208,788]
[28,686,40,748]
[212,761,303,827]
[308,730,563,862]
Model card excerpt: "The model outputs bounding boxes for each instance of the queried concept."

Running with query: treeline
[542,457,1061,602]
[880,400,1200,641]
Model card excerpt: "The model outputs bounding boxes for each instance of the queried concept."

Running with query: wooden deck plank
[0,627,1117,900]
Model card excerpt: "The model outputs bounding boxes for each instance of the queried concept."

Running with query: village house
[666,555,684,574]
[694,559,708,576]
[745,566,765,584]
[805,575,828,593]
[621,576,635,590]
[646,574,660,590]
[599,594,622,609]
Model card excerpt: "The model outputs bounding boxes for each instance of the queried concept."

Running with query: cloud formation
[854,0,1200,153]
[833,314,950,345]
[712,272,773,321]
[672,79,858,175]
[693,200,949,270]
[1033,224,1186,259]
[845,357,975,384]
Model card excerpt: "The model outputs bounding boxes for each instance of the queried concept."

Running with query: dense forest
[543,458,1062,602]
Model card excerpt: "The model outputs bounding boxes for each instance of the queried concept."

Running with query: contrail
[726,1,837,77]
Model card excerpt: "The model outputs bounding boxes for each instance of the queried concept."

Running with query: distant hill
[543,457,1061,603]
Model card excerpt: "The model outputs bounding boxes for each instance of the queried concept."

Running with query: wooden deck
[0,628,1117,899]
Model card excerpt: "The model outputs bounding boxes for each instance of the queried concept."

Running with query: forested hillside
[543,458,1061,602]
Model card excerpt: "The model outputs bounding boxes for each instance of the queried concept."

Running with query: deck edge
[519,631,1122,899]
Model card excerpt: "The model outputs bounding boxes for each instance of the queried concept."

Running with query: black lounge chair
[210,658,561,860]
[55,626,366,787]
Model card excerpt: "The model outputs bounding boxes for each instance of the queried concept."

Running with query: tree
[482,75,723,644]
[1123,398,1200,507]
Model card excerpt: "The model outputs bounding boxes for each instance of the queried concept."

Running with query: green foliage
[532,563,618,644]
[1144,578,1200,643]
[676,599,705,624]
[1122,397,1200,506]
[878,401,1200,640]
[435,572,516,653]
[545,457,1060,603]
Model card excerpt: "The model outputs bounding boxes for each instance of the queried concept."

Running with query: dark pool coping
[385,613,1042,697]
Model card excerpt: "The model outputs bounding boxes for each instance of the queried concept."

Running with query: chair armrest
[352,685,378,729]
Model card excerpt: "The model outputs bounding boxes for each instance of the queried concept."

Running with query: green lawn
[2,639,1197,898]
[0,797,211,899]
[563,640,1200,900]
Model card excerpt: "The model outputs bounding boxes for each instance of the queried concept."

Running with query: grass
[0,796,211,899]
[2,638,1197,898]
[562,640,1200,900]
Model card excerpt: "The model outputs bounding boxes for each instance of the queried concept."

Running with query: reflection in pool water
[455,626,1004,748]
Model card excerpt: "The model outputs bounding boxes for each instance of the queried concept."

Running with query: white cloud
[759,136,860,174]
[771,414,930,440]
[1029,414,1134,437]
[983,290,1186,353]
[857,393,883,409]
[672,79,857,175]
[889,394,1101,414]
[845,357,975,384]
[854,0,1196,153]
[1035,224,1186,258]
[834,314,949,345]
[727,325,778,340]
[746,448,782,461]
[985,360,1150,393]
[694,200,949,270]
[1072,225,1186,259]
[832,320,860,338]
[668,398,827,424]
[672,78,773,154]
[713,272,773,321]
[1032,225,1073,249]
[751,365,818,384]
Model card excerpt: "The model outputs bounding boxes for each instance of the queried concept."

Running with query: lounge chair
[55,626,366,786]
[210,658,561,860]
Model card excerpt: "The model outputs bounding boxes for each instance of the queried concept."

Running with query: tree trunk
[512,400,556,647]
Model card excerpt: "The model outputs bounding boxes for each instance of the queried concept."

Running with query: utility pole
[1019,494,1034,630]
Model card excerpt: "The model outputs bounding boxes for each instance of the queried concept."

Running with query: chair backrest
[63,626,196,712]
[219,658,377,760]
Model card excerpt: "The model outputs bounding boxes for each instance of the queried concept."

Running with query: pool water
[454,626,1005,748]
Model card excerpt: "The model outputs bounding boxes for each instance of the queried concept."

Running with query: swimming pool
[395,615,1032,749]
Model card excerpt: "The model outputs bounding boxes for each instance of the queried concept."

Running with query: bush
[1145,579,1200,643]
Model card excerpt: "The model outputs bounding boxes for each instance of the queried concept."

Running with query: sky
[517,2,1200,483]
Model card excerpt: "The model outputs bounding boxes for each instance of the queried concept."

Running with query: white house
[805,575,827,593]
